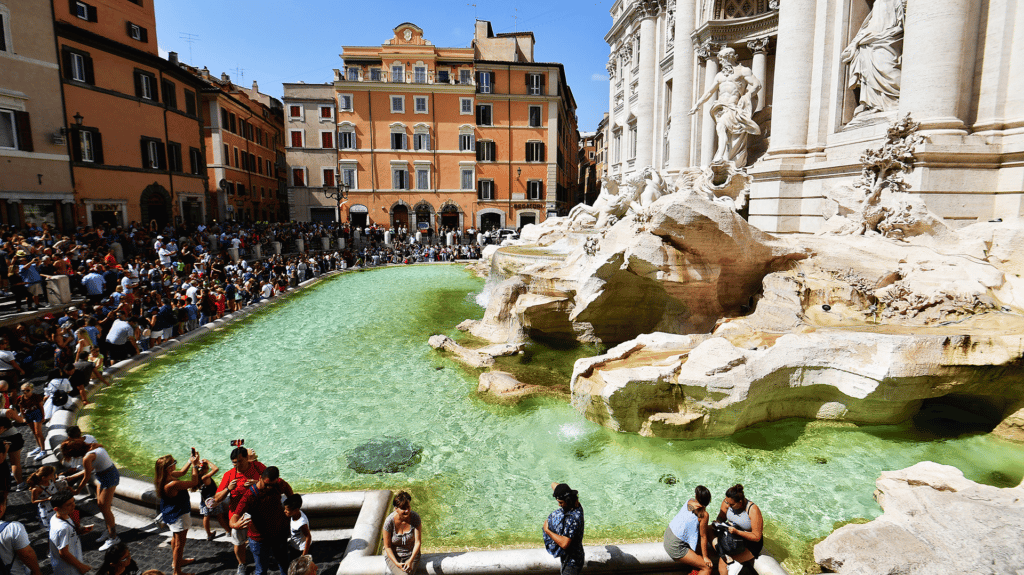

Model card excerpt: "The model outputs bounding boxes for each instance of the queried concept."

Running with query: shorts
[1,434,24,453]
[27,283,43,297]
[24,408,43,423]
[95,465,120,489]
[229,527,248,546]
[167,512,193,533]
[152,327,173,340]
[664,526,694,560]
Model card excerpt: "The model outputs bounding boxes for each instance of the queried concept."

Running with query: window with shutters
[78,130,96,162]
[414,96,428,114]
[391,131,407,150]
[73,1,96,22]
[292,168,306,186]
[475,104,492,126]
[527,180,543,200]
[413,130,430,151]
[527,73,544,95]
[461,168,474,190]
[168,142,182,172]
[0,8,10,53]
[323,168,336,187]
[64,48,93,84]
[340,163,357,187]
[477,140,495,162]
[459,69,472,85]
[233,147,239,167]
[477,179,494,200]
[289,130,303,148]
[416,167,429,189]
[0,110,17,150]
[184,90,197,116]
[414,66,427,84]
[338,94,353,112]
[140,137,165,170]
[161,79,176,109]
[391,64,404,83]
[321,131,334,149]
[390,96,404,113]
[339,125,356,149]
[289,105,302,120]
[189,147,203,174]
[134,70,156,100]
[459,133,474,152]
[529,106,542,127]
[525,141,545,162]
[319,105,333,120]
[346,67,359,81]
[460,98,473,115]
[392,167,409,190]
[477,71,492,94]
[127,22,147,42]
[370,68,382,81]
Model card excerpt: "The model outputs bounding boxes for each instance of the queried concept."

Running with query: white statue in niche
[404,29,413,41]
[841,0,904,116]
[689,47,762,167]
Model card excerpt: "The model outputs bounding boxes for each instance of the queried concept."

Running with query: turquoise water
[90,264,1024,566]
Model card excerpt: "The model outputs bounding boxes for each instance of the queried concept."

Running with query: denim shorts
[95,465,120,489]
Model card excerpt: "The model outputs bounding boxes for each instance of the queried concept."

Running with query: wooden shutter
[68,0,77,16]
[140,26,148,42]
[87,4,97,22]
[92,131,103,164]
[134,72,143,98]
[540,142,545,162]
[14,112,33,152]
[140,139,150,167]
[0,15,6,52]
[61,49,73,80]
[83,55,94,84]
[70,128,82,161]
[157,141,166,169]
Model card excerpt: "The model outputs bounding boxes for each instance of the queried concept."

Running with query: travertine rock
[477,371,564,401]
[814,462,1024,574]
[427,335,522,368]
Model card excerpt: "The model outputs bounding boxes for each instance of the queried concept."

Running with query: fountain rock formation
[814,461,1024,574]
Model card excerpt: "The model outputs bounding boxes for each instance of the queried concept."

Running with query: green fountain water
[88,264,1024,570]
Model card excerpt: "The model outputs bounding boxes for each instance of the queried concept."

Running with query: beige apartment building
[0,0,75,229]
[281,82,339,223]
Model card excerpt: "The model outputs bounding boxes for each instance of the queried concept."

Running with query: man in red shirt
[214,447,267,575]
[230,466,292,575]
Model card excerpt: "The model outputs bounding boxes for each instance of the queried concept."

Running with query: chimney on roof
[169,51,178,64]
[201,66,210,78]
[252,80,259,92]
[221,72,230,83]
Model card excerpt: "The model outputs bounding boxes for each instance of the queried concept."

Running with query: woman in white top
[62,438,122,550]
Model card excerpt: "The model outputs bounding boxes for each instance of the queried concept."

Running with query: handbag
[713,521,746,556]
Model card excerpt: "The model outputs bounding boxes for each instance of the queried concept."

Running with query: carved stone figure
[840,0,904,116]
[568,176,630,229]
[689,47,762,167]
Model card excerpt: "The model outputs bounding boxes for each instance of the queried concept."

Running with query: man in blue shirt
[81,266,105,305]
[542,483,585,575]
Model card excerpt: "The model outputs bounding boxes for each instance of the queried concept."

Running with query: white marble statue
[840,0,904,116]
[568,176,634,229]
[690,47,762,167]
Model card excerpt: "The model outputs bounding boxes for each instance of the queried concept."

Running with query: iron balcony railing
[341,67,476,86]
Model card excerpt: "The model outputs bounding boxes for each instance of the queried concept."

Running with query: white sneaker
[27,448,41,458]
[34,450,47,462]
[236,565,246,575]
[98,536,119,551]
[96,530,109,542]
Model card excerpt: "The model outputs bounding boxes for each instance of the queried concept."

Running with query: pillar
[697,41,719,166]
[295,238,304,253]
[634,1,659,169]
[272,241,282,255]
[767,0,816,155]
[898,0,981,133]
[747,38,770,112]
[668,0,697,171]
[228,247,239,263]
[252,244,262,260]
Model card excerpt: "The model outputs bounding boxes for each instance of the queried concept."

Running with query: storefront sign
[512,203,544,210]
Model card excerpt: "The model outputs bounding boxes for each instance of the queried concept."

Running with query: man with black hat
[542,482,585,575]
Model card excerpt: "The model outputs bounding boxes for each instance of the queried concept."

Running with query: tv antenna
[232,66,245,82]
[513,7,519,32]
[178,32,199,63]
[468,3,477,19]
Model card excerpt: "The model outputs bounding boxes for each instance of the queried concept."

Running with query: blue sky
[154,0,613,131]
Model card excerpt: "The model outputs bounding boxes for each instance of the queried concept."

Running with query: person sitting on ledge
[714,484,763,575]
[664,485,715,575]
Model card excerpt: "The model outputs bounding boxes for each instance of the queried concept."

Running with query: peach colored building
[0,0,74,229]
[53,0,208,229]
[177,66,287,224]
[286,20,579,232]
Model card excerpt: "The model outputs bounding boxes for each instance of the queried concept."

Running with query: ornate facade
[608,0,1024,232]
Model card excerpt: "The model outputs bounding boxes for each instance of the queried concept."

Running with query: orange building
[53,0,208,228]
[286,20,579,232]
[176,66,287,224]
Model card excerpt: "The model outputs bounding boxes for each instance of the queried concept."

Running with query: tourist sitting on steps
[713,484,763,575]
[664,485,715,575]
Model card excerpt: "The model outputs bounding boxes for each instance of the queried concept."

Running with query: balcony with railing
[340,67,476,86]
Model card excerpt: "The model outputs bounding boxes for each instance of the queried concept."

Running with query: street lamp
[60,112,85,136]
[318,181,350,203]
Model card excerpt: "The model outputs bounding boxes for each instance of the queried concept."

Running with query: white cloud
[591,73,608,81]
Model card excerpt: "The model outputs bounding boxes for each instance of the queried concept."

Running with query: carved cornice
[746,37,770,54]
[607,57,618,75]
[636,0,663,20]
[768,0,779,9]
[691,9,778,47]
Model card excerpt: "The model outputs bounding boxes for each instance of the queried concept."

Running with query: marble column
[634,1,660,169]
[668,0,696,171]
[696,41,719,166]
[767,0,815,155]
[898,0,981,133]
[747,38,770,112]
